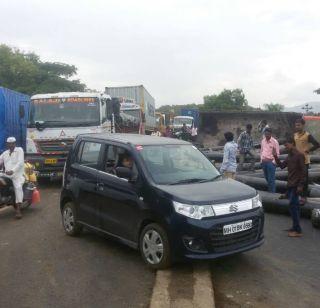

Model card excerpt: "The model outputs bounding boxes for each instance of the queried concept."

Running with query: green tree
[0,44,86,95]
[202,89,249,111]
[263,103,284,112]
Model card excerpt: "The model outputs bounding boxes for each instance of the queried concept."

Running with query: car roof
[79,133,190,146]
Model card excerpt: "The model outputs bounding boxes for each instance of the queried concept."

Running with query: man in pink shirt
[260,128,280,193]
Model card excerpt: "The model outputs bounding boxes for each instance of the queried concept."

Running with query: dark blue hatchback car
[61,133,264,269]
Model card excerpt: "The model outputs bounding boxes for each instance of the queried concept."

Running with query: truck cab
[26,92,113,177]
[172,116,194,133]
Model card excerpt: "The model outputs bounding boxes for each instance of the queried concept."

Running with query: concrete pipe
[258,190,320,218]
[236,174,320,195]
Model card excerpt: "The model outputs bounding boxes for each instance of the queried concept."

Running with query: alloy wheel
[63,207,75,233]
[142,229,164,265]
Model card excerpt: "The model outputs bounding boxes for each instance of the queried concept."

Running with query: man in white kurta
[0,137,25,218]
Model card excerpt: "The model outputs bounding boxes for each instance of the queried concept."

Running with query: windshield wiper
[212,174,223,180]
[169,178,209,185]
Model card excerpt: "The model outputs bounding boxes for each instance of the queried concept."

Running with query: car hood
[157,178,256,204]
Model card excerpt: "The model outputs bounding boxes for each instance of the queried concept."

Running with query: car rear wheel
[62,202,82,236]
[139,223,172,269]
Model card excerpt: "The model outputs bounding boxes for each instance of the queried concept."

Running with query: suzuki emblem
[229,204,238,213]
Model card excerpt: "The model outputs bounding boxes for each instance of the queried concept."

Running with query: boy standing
[294,118,320,203]
[220,132,238,179]
[237,124,255,171]
[274,137,306,237]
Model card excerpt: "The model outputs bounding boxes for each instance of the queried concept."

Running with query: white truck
[105,85,156,134]
[26,92,113,177]
[172,115,194,132]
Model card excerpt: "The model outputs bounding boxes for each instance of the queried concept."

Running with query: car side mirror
[115,167,134,181]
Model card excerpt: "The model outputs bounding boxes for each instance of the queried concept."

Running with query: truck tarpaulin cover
[0,87,30,153]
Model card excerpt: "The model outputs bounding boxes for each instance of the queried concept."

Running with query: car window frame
[99,141,141,183]
[75,139,105,171]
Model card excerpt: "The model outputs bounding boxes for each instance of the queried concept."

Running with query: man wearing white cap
[0,137,25,218]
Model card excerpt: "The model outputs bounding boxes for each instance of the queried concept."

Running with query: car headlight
[252,194,262,208]
[173,201,215,219]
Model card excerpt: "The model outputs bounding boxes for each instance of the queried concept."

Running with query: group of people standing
[220,118,320,237]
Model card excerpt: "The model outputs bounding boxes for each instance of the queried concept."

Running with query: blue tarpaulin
[0,87,30,153]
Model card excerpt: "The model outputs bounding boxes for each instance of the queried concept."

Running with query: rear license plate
[44,158,57,165]
[223,220,252,235]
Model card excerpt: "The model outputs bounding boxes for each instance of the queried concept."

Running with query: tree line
[0,43,284,112]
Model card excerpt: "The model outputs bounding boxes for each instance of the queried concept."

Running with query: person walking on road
[294,118,320,204]
[220,132,238,179]
[273,136,306,237]
[0,137,25,219]
[237,124,255,171]
[260,128,279,193]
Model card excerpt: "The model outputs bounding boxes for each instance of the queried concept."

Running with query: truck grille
[36,139,74,153]
[210,217,261,253]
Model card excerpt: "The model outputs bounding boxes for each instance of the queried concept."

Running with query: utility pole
[302,103,313,114]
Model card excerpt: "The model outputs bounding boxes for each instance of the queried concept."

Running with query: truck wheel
[139,223,172,270]
[62,202,82,236]
[311,208,320,229]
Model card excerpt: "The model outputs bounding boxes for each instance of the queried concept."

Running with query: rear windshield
[138,144,220,185]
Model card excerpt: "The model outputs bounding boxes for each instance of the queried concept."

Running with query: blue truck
[0,87,30,153]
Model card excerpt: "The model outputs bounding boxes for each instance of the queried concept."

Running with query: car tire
[139,223,172,270]
[62,202,82,236]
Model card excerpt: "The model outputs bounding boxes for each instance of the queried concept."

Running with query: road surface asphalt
[1,183,319,308]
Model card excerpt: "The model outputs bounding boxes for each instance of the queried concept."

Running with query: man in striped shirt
[237,124,255,171]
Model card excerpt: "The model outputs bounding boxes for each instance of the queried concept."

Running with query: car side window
[78,141,102,169]
[103,145,138,179]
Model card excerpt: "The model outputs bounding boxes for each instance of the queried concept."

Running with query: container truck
[26,92,114,177]
[115,97,141,134]
[0,87,30,153]
[105,85,156,134]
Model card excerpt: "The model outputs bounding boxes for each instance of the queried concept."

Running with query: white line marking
[149,270,171,308]
[193,263,215,308]
[149,263,215,308]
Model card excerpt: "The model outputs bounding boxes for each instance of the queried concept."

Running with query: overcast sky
[1,0,320,107]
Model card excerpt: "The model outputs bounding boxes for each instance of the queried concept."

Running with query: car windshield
[29,97,100,127]
[173,117,193,126]
[138,144,220,185]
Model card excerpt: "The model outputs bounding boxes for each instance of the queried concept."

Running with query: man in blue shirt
[220,132,238,179]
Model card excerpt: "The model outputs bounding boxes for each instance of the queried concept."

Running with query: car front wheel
[139,223,172,269]
[62,202,82,236]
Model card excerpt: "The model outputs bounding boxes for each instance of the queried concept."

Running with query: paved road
[1,184,319,308]
[0,183,155,308]
[211,212,320,308]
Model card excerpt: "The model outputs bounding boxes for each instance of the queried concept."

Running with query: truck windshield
[173,117,193,126]
[138,145,220,185]
[28,97,100,127]
[121,109,141,121]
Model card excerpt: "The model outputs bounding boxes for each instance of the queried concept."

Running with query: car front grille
[36,139,74,153]
[209,216,261,253]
